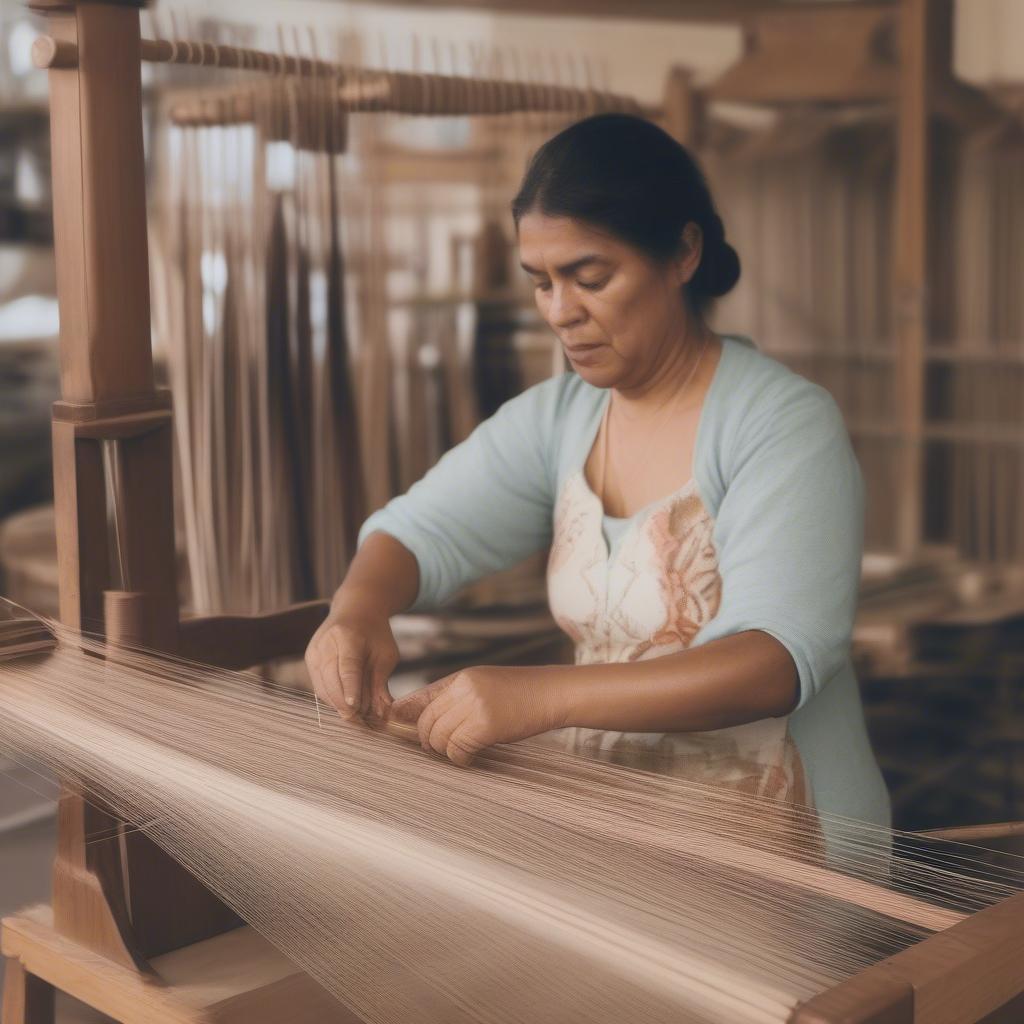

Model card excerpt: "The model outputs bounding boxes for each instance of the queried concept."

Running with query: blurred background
[1,1,1023,964]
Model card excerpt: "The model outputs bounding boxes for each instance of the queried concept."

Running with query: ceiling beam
[346,0,896,24]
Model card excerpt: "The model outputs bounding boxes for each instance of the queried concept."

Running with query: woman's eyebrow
[519,255,611,275]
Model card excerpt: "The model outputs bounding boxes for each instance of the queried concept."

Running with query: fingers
[304,621,400,724]
[359,658,374,721]
[420,701,484,767]
[422,705,484,768]
[305,628,366,720]
[415,681,459,749]
[391,675,449,724]
[422,702,463,757]
[330,632,369,720]
[369,664,394,721]
[390,672,487,767]
[305,636,343,716]
[445,725,484,768]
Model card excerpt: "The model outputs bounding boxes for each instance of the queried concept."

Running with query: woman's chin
[569,361,620,388]
[565,349,619,386]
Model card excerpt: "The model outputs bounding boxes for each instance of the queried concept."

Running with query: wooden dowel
[167,80,639,122]
[31,35,77,70]
[140,36,337,76]
[141,33,634,117]
[32,33,639,116]
[917,821,1024,843]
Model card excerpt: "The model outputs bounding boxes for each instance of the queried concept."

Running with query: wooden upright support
[0,961,54,1024]
[892,0,952,558]
[3,8,351,1017]
[661,67,705,150]
[892,0,930,558]
[27,0,238,975]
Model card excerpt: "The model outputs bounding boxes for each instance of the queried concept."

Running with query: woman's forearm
[545,631,800,733]
[331,531,420,620]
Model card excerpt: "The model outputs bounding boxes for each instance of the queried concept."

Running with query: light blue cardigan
[360,335,891,851]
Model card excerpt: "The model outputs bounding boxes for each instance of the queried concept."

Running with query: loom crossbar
[31,33,643,117]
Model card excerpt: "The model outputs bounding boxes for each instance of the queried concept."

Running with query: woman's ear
[675,222,704,285]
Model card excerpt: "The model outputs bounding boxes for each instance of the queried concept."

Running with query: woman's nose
[547,285,585,328]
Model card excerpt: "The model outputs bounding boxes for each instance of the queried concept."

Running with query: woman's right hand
[305,607,400,722]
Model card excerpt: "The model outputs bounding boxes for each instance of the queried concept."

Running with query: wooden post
[661,66,705,150]
[892,0,952,557]
[28,0,238,967]
[1,960,55,1024]
[892,0,927,558]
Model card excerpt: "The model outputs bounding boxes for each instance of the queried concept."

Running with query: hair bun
[705,239,740,298]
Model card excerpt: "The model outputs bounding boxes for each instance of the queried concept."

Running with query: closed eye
[579,278,609,292]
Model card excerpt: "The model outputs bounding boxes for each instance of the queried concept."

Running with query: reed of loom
[4,1,1024,1023]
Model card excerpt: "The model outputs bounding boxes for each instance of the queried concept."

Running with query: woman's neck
[614,321,718,416]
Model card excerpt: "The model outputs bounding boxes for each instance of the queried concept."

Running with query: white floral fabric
[546,469,813,809]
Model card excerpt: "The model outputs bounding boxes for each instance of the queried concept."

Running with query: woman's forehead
[517,213,625,264]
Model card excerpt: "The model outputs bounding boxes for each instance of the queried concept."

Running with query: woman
[305,113,890,853]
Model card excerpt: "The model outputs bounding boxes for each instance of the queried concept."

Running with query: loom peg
[31,36,77,70]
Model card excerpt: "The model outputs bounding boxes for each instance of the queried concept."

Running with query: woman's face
[517,211,701,389]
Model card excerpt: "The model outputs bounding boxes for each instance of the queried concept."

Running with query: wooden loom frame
[1,1,1024,1022]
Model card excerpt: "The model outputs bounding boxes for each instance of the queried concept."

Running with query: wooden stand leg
[2,960,55,1024]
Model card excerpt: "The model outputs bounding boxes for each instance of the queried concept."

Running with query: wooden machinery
[2,1,337,1020]
[2,2,1024,1023]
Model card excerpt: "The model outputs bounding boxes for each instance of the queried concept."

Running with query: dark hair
[511,113,740,313]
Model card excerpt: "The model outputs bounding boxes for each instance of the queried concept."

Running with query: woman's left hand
[389,665,567,767]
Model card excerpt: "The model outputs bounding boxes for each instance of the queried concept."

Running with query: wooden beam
[336,0,896,22]
[35,0,242,970]
[661,67,705,149]
[177,601,330,671]
[1,959,55,1024]
[707,7,899,105]
[791,973,913,1023]
[795,892,1024,1024]
[42,4,153,404]
[892,0,950,557]
[3,905,357,1024]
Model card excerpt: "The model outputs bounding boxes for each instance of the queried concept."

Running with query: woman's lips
[564,343,604,365]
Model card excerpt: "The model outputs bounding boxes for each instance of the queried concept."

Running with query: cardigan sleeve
[693,380,864,709]
[356,378,562,611]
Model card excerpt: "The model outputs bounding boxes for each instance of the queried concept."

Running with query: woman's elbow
[749,631,801,717]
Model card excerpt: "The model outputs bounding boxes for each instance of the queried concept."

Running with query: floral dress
[545,467,813,813]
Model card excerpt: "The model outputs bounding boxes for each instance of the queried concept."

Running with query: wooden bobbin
[103,590,151,650]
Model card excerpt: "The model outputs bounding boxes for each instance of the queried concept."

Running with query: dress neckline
[581,472,699,525]
[578,334,732,525]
